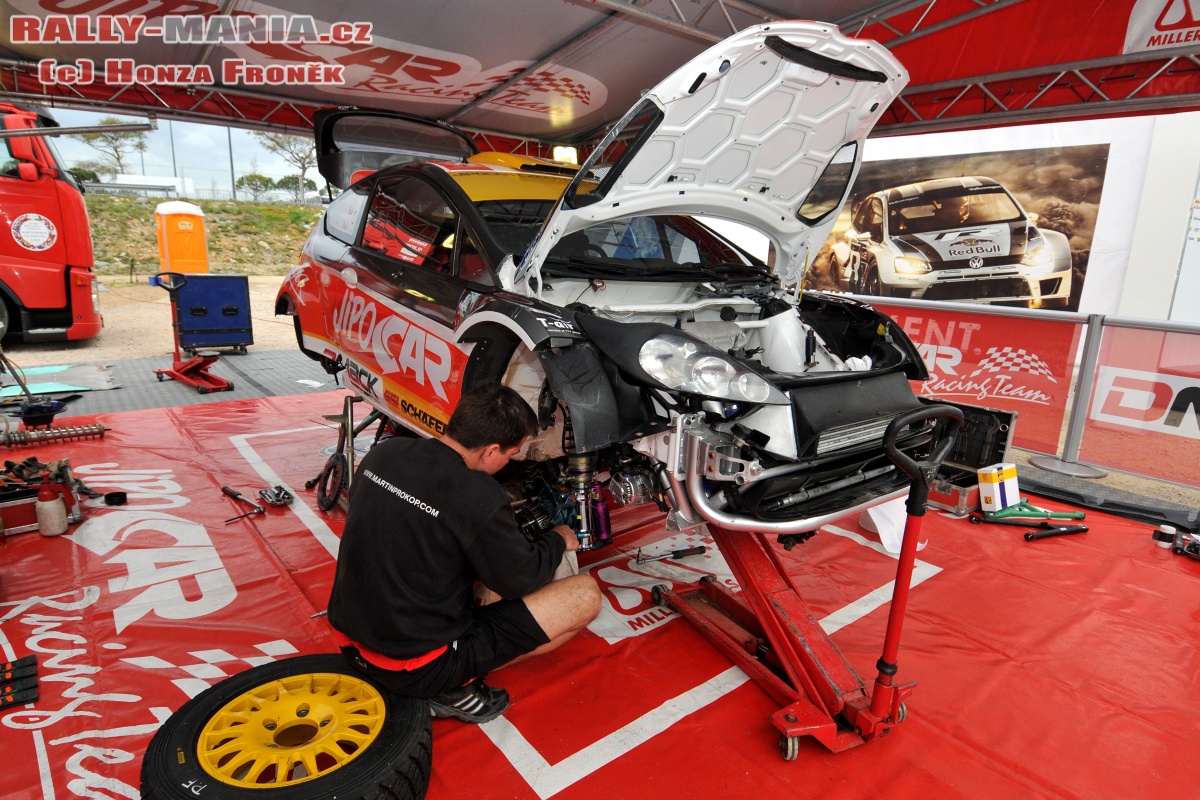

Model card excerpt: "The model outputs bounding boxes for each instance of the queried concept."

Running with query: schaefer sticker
[11,213,58,251]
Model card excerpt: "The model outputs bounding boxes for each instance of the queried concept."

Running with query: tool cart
[155,273,254,355]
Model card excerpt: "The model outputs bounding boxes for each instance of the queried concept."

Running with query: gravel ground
[2,275,297,368]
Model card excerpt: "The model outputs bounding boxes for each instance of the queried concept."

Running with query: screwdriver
[223,485,265,524]
[635,545,707,564]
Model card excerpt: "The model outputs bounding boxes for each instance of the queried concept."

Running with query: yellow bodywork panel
[446,152,573,202]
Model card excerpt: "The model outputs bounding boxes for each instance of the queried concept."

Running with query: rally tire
[828,252,847,290]
[861,260,890,298]
[139,654,432,800]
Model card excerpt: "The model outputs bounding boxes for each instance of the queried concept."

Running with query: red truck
[0,102,102,341]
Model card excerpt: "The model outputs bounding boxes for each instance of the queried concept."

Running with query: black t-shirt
[327,436,566,659]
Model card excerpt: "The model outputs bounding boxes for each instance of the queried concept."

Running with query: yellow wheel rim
[197,671,386,788]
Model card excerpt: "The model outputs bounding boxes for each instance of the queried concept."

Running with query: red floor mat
[0,393,1197,800]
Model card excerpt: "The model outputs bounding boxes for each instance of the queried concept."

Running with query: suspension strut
[561,409,611,551]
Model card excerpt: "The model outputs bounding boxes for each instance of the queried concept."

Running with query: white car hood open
[517,21,908,292]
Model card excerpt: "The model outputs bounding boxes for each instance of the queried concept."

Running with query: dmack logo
[333,291,453,400]
[1091,366,1200,440]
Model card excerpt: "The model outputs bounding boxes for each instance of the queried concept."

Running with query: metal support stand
[656,406,963,759]
[151,273,233,395]
[1028,314,1107,478]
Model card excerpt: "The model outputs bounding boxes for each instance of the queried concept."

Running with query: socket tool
[636,545,706,564]
[258,485,295,507]
[1023,525,1089,541]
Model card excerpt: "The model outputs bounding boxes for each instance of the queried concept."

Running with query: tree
[68,166,100,183]
[236,173,275,201]
[276,174,318,200]
[70,116,147,175]
[252,131,317,201]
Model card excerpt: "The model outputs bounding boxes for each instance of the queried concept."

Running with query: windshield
[888,187,1023,235]
[476,200,767,280]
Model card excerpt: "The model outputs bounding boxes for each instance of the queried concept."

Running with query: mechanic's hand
[553,524,580,552]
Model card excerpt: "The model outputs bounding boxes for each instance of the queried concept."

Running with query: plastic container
[36,482,68,536]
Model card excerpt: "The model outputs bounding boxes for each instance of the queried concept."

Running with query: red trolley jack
[654,405,962,759]
[151,272,234,394]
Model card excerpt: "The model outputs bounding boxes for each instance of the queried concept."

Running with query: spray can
[36,475,68,537]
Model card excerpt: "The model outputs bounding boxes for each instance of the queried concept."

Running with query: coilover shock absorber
[561,409,611,550]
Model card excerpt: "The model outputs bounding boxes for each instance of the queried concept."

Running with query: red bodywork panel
[0,104,102,340]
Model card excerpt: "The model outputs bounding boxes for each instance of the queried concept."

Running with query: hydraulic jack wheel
[655,405,962,758]
[151,272,233,394]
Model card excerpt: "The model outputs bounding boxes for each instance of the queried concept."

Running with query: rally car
[277,21,952,548]
[828,176,1073,307]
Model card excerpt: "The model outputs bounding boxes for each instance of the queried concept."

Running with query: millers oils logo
[1125,0,1200,52]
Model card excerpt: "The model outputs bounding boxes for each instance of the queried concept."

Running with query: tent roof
[1,0,1198,144]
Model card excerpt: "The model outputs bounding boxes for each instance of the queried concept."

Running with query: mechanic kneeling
[327,383,602,723]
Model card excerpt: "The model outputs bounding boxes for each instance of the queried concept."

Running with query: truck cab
[0,103,102,341]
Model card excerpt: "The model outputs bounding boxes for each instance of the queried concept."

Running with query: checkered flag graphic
[122,639,300,698]
[517,71,593,104]
[969,347,1057,383]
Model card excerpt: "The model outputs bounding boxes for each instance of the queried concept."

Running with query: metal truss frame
[3,0,1199,145]
[0,59,558,157]
[877,45,1200,135]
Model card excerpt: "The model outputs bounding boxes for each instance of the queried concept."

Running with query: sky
[47,108,319,195]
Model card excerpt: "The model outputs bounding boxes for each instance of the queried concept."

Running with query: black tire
[226,381,236,392]
[140,654,432,800]
[828,252,845,290]
[317,453,348,511]
[198,385,209,395]
[861,261,890,298]
[0,299,10,341]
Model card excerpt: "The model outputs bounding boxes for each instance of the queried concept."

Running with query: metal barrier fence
[83,182,327,204]
[843,294,1200,490]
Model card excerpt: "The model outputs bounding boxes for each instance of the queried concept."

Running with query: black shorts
[344,598,549,698]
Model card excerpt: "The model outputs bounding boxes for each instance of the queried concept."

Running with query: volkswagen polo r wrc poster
[811,143,1110,313]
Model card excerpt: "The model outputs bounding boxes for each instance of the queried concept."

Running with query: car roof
[877,175,1003,202]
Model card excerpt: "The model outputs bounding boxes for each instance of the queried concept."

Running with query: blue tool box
[155,274,254,354]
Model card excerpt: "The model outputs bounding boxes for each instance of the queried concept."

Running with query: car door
[328,176,481,433]
[846,198,884,286]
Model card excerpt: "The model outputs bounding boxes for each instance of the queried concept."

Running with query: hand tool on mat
[0,654,37,684]
[1024,525,1089,541]
[1152,527,1200,560]
[222,485,265,524]
[1,677,39,709]
[258,485,294,507]
[968,515,1075,529]
[635,545,706,564]
[0,655,38,710]
[984,498,1085,521]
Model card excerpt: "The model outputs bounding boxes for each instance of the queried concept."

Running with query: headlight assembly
[1021,243,1055,271]
[639,335,789,405]
[893,256,930,275]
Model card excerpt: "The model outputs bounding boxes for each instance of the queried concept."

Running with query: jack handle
[883,405,964,517]
[866,405,963,728]
[151,272,188,295]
